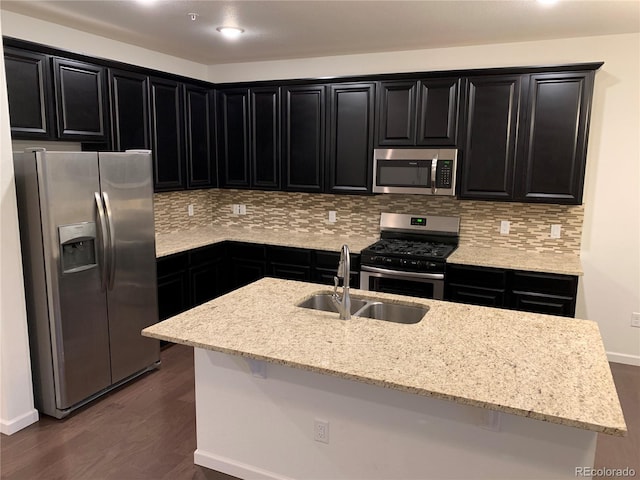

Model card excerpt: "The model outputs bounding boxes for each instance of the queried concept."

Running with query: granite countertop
[155,225,378,258]
[448,245,583,276]
[156,226,583,276]
[143,277,625,436]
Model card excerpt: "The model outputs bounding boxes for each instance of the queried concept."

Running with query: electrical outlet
[500,220,510,235]
[328,211,337,223]
[239,204,247,215]
[314,419,329,444]
[550,224,562,239]
[631,312,640,328]
[187,204,194,217]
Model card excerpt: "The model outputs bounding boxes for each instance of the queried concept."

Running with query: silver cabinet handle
[431,157,438,194]
[94,192,109,291]
[102,192,116,291]
[361,265,444,280]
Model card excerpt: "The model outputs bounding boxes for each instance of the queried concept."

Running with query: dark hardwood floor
[1,344,638,479]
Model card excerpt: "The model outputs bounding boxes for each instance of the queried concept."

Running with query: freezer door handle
[94,192,109,291]
[102,192,117,291]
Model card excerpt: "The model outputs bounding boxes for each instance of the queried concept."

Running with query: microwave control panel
[436,160,454,188]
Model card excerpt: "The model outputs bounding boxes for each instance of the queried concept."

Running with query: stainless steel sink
[296,293,428,324]
[354,302,428,324]
[297,294,369,315]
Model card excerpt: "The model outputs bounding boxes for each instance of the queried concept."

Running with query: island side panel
[194,348,597,480]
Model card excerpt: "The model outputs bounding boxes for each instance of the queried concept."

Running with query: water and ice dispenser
[58,222,97,273]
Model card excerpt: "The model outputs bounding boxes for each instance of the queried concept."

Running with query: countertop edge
[143,330,625,437]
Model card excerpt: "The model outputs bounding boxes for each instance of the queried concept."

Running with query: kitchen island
[142,278,625,480]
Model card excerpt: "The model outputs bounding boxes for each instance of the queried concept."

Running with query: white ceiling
[2,0,639,65]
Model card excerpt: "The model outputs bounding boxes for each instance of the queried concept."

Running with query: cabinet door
[185,85,215,188]
[157,253,189,320]
[327,83,375,194]
[217,88,250,188]
[232,261,267,289]
[460,75,524,200]
[282,85,326,192]
[448,285,505,308]
[445,264,507,307]
[109,69,149,151]
[4,47,53,139]
[416,77,459,146]
[52,57,109,141]
[376,81,417,146]
[516,72,594,204]
[508,270,577,317]
[251,87,280,189]
[150,77,185,191]
[190,259,225,306]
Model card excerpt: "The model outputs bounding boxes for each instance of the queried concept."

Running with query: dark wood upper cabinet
[516,71,594,204]
[460,71,594,204]
[184,84,215,189]
[460,75,524,200]
[149,77,185,191]
[327,83,375,194]
[416,77,459,146]
[282,85,326,193]
[109,69,149,151]
[4,47,53,139]
[251,87,280,190]
[52,58,109,141]
[376,81,417,146]
[217,88,250,188]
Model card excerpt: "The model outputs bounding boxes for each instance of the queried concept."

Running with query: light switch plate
[500,220,510,235]
[187,204,194,217]
[239,204,247,215]
[232,204,240,215]
[550,224,561,239]
[328,211,337,223]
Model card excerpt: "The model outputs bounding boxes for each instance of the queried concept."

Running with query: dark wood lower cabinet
[445,264,578,317]
[156,253,189,322]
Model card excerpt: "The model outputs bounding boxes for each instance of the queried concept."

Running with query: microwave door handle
[431,157,438,194]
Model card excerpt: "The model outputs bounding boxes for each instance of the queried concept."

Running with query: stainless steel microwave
[373,148,458,195]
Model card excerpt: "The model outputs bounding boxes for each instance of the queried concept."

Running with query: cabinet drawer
[270,263,311,282]
[510,291,575,317]
[189,243,226,265]
[268,246,312,265]
[447,284,505,308]
[446,264,507,289]
[510,271,577,296]
[315,250,361,270]
[156,252,188,277]
[229,242,267,261]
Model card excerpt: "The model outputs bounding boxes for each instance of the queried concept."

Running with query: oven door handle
[361,265,444,280]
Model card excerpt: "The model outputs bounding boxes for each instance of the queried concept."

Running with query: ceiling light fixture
[216,26,245,39]
[187,12,199,21]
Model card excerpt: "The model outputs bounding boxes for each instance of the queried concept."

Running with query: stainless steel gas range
[360,213,460,300]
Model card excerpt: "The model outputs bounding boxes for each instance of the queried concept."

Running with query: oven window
[368,276,435,299]
[377,160,431,187]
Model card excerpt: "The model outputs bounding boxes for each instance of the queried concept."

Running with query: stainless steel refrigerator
[14,148,160,418]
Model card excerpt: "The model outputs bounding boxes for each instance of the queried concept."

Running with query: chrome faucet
[332,244,351,320]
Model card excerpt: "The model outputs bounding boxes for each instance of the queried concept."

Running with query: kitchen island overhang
[143,278,626,479]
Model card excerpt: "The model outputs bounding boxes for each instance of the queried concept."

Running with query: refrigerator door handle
[94,192,109,291]
[102,192,117,291]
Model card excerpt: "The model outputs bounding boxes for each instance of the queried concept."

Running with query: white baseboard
[194,449,294,480]
[607,351,640,366]
[0,408,38,436]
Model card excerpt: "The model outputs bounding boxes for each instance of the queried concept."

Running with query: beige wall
[0,13,39,435]
[208,33,640,365]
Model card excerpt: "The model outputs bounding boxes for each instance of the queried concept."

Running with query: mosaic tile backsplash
[154,189,584,254]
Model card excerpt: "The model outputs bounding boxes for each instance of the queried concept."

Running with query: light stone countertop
[143,277,626,436]
[448,245,583,276]
[155,225,378,258]
[156,226,583,276]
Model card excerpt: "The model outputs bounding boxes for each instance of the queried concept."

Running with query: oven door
[359,266,444,300]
